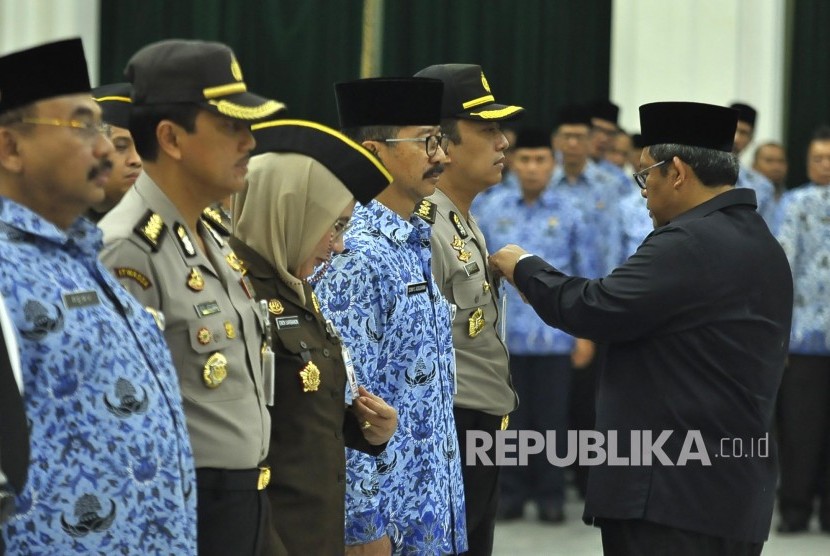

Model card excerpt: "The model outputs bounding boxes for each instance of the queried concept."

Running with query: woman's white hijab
[233,152,352,305]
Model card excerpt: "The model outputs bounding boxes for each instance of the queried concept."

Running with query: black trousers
[196,468,286,556]
[454,407,503,556]
[598,519,764,556]
[777,354,830,527]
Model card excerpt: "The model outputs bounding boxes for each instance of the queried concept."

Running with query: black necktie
[0,325,29,494]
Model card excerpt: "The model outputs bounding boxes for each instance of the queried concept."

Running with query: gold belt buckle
[257,466,271,490]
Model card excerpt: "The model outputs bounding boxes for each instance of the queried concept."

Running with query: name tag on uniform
[342,345,360,403]
[464,261,481,276]
[62,290,100,309]
[194,301,221,318]
[275,316,300,330]
[407,281,428,296]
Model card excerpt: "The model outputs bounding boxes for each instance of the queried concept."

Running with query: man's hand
[489,244,530,286]
[352,386,398,446]
[345,535,392,556]
[571,338,596,369]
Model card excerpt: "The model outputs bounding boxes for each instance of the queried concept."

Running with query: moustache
[423,164,445,180]
[88,159,114,181]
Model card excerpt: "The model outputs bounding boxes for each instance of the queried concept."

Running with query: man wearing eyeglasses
[490,102,792,555]
[98,40,287,556]
[0,39,197,553]
[410,63,521,554]
[314,77,468,555]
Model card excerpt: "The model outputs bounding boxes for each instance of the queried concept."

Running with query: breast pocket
[179,315,242,402]
[452,278,490,311]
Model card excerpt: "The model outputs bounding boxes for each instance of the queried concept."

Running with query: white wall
[0,0,100,84]
[611,0,787,158]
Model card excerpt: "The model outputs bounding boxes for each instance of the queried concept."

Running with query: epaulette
[133,210,166,252]
[201,207,230,237]
[449,211,469,239]
[414,199,437,225]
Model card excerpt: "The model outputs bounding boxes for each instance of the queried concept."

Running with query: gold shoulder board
[414,199,437,224]
[201,207,230,237]
[133,210,166,252]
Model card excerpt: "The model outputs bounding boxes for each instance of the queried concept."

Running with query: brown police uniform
[99,175,278,554]
[229,238,382,555]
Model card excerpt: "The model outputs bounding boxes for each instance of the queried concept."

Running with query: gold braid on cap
[208,99,286,120]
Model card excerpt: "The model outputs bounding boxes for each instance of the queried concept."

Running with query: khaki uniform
[422,189,516,415]
[99,175,270,469]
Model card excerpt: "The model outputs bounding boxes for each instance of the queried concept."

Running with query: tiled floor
[493,494,830,555]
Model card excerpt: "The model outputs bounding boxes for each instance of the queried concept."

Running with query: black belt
[196,466,271,491]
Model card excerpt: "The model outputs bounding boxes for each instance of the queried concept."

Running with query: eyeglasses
[633,159,669,189]
[381,134,449,158]
[19,117,112,139]
[332,219,352,240]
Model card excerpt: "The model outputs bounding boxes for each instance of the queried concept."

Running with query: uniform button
[299,341,308,349]
[304,314,313,321]
[322,348,330,357]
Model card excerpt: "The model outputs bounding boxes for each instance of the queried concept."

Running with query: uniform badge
[483,281,491,293]
[457,249,472,262]
[501,414,510,430]
[224,321,236,339]
[299,361,321,392]
[450,235,472,263]
[194,300,221,317]
[196,327,212,345]
[414,199,437,224]
[468,307,485,338]
[464,261,481,276]
[203,352,228,388]
[226,252,245,273]
[175,223,197,257]
[133,210,166,252]
[450,211,469,239]
[114,267,152,289]
[311,291,321,314]
[187,268,205,292]
[268,299,284,315]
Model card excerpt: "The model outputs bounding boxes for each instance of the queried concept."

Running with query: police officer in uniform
[99,40,286,556]
[230,119,398,554]
[413,63,521,554]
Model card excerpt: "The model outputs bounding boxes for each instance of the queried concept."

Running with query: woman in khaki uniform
[231,120,397,555]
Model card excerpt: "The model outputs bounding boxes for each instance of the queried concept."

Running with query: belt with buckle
[196,466,271,491]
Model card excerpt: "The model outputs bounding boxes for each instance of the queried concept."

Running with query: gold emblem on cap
[468,307,485,338]
[203,352,228,388]
[226,252,245,273]
[481,71,491,93]
[230,54,243,82]
[197,327,212,345]
[299,361,321,392]
[224,321,236,339]
[268,299,284,315]
[311,291,321,314]
[187,268,205,292]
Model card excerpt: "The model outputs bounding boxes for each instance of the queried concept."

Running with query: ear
[156,120,184,161]
[670,156,687,188]
[0,128,24,173]
[361,139,380,157]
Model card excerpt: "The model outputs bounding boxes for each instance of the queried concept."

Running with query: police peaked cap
[0,38,90,115]
[730,102,757,126]
[251,119,393,205]
[335,77,443,128]
[414,64,523,122]
[93,83,133,129]
[639,102,738,152]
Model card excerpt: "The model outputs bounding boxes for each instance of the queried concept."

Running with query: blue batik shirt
[737,165,776,225]
[551,161,623,275]
[475,186,597,355]
[0,198,197,554]
[314,200,467,555]
[772,184,830,354]
[617,191,655,261]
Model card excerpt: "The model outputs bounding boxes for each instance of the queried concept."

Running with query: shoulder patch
[449,211,469,238]
[414,199,437,224]
[133,210,166,252]
[113,267,152,290]
[201,207,230,237]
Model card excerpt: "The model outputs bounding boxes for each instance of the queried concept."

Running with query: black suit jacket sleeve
[343,409,385,456]
[513,227,710,344]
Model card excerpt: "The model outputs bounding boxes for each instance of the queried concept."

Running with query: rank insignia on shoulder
[187,268,205,292]
[311,291,321,314]
[203,352,228,388]
[175,223,197,257]
[450,211,469,238]
[414,199,437,224]
[201,207,230,237]
[468,307,485,338]
[267,299,284,315]
[299,361,321,392]
[114,267,152,290]
[133,210,166,252]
